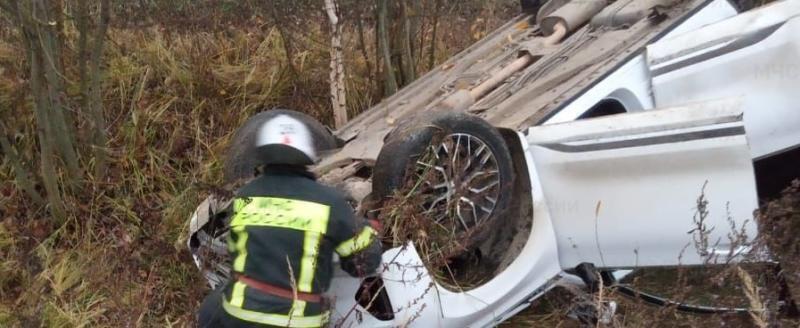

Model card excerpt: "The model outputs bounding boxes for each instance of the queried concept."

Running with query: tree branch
[87,0,110,178]
[76,0,89,112]
[25,32,67,222]
[0,122,45,206]
[400,1,416,83]
[428,0,442,70]
[0,1,14,15]
[30,0,82,181]
[377,0,397,96]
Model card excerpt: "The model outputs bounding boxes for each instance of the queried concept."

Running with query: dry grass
[502,182,800,327]
[0,3,518,326]
[0,22,316,328]
[502,269,767,327]
[3,1,792,327]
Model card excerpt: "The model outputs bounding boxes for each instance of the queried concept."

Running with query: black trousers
[198,288,283,328]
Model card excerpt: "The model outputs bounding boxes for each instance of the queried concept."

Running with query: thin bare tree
[77,0,111,179]
[377,0,398,96]
[325,0,348,128]
[356,7,374,86]
[428,0,443,70]
[400,1,416,83]
[0,121,45,206]
[1,0,111,222]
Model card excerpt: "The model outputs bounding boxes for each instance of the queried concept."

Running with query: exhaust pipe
[440,54,538,111]
[439,0,608,112]
[539,0,607,42]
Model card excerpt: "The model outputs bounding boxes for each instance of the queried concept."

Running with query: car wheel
[372,112,515,248]
[224,109,338,184]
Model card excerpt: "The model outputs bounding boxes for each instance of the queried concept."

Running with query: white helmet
[254,114,317,166]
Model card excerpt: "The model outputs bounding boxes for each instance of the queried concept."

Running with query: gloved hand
[363,197,383,233]
[366,208,383,232]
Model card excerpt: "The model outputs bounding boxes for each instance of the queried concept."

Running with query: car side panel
[528,100,758,269]
[649,2,800,158]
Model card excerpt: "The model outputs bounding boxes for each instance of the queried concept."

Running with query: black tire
[224,109,338,184]
[372,112,515,246]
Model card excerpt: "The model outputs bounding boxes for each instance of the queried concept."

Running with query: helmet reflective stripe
[255,114,317,164]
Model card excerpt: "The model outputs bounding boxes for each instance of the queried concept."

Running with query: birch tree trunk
[324,0,348,128]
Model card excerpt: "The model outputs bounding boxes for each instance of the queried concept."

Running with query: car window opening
[355,277,395,321]
[754,145,800,200]
[578,98,628,120]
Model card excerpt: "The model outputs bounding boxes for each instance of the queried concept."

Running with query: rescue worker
[198,113,382,327]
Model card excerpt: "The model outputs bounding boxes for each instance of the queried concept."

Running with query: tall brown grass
[0,3,517,326]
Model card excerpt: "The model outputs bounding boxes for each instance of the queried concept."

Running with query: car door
[647,0,800,159]
[527,98,758,269]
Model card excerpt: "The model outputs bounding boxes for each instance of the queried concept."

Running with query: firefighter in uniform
[198,114,382,327]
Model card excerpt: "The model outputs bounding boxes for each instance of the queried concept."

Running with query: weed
[1,3,518,325]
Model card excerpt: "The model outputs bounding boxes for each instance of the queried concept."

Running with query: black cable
[610,283,752,314]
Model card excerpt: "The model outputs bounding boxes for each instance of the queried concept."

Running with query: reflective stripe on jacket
[222,168,382,327]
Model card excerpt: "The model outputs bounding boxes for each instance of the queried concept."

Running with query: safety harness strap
[237,275,322,302]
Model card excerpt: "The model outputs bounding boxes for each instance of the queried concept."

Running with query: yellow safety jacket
[222,169,381,327]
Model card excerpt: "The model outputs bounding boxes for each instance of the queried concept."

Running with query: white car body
[189,1,800,327]
[327,2,800,327]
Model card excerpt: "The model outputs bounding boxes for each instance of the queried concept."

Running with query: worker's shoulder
[237,174,349,208]
[305,180,351,208]
[292,179,354,216]
[234,175,271,195]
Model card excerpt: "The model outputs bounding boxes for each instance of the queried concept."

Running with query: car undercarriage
[189,0,800,326]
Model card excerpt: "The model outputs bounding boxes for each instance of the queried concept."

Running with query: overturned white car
[189,0,800,326]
